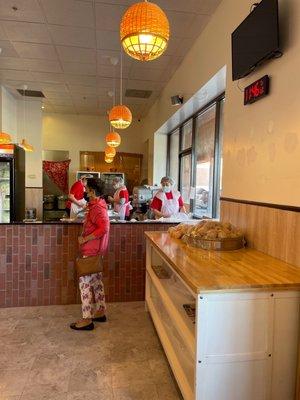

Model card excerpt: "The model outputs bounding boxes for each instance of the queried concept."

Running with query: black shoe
[92,315,107,323]
[70,322,94,331]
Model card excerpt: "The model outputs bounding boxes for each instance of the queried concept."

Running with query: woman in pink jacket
[70,178,110,331]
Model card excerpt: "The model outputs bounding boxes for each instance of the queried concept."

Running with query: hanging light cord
[120,49,123,105]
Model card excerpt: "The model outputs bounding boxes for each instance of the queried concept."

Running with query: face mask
[162,186,171,193]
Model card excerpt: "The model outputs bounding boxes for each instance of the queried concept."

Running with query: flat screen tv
[231,0,281,81]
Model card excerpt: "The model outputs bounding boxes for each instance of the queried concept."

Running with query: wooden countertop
[145,231,300,294]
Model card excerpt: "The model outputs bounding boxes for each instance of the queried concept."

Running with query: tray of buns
[169,220,245,251]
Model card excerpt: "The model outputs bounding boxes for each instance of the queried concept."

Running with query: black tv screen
[231,0,280,81]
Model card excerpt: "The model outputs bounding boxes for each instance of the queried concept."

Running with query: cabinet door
[196,292,273,400]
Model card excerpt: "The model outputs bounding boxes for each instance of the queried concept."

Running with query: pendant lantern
[105,156,114,164]
[109,105,132,130]
[120,1,170,61]
[106,131,121,148]
[0,132,12,144]
[105,146,116,159]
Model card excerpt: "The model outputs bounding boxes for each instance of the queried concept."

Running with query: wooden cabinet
[80,151,143,192]
[145,232,300,400]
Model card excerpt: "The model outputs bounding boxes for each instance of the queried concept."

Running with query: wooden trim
[220,197,300,213]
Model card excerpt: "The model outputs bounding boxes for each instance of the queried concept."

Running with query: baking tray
[183,235,245,251]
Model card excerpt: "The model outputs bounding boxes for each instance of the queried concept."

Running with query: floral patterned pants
[79,272,106,319]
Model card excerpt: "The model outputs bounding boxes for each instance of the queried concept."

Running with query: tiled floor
[0,302,183,400]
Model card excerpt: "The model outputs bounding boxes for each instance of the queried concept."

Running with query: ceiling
[0,0,222,118]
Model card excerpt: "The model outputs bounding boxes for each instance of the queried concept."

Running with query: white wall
[141,0,300,207]
[17,99,42,187]
[0,86,43,188]
[153,132,168,185]
[1,87,18,140]
[42,113,147,184]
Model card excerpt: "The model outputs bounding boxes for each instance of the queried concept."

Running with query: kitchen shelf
[147,264,195,354]
[147,294,194,400]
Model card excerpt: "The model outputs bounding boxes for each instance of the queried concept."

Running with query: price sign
[244,75,270,105]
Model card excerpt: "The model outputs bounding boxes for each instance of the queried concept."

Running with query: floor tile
[0,302,182,400]
[112,383,159,400]
[0,368,30,396]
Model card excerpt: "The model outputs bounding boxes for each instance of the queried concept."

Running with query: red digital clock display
[244,75,270,105]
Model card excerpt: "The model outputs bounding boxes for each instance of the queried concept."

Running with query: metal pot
[25,208,36,220]
[43,194,55,210]
[57,195,67,210]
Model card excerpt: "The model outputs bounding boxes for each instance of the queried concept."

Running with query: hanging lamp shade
[105,146,116,159]
[20,139,34,152]
[109,105,132,129]
[106,131,121,148]
[105,156,114,164]
[0,132,12,144]
[120,1,170,61]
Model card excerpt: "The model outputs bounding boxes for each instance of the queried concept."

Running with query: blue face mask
[162,186,171,193]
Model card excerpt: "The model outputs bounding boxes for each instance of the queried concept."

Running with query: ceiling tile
[0,69,33,81]
[2,21,51,43]
[0,40,19,57]
[64,74,97,86]
[95,3,126,31]
[62,61,96,75]
[129,66,166,82]
[167,11,197,38]
[97,64,130,79]
[193,0,223,15]
[125,79,164,91]
[13,42,58,60]
[97,77,114,89]
[56,45,96,63]
[185,14,211,40]
[43,91,72,99]
[0,23,8,39]
[96,30,120,50]
[68,84,97,95]
[72,96,97,105]
[97,49,132,68]
[54,105,76,113]
[40,0,94,28]
[130,55,172,70]
[48,25,95,48]
[164,36,193,57]
[31,71,65,83]
[24,59,62,73]
[2,79,41,90]
[50,98,74,106]
[0,0,45,23]
[39,82,68,92]
[0,56,24,70]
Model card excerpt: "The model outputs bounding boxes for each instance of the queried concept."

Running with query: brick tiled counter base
[0,223,175,307]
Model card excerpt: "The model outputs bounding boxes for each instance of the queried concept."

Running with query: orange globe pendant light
[105,146,116,159]
[0,132,12,144]
[120,1,170,61]
[105,156,114,164]
[109,105,132,130]
[106,131,121,148]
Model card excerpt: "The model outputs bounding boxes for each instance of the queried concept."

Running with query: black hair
[86,178,105,197]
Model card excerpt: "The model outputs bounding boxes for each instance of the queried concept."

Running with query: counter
[145,231,300,293]
[145,232,300,400]
[0,222,177,307]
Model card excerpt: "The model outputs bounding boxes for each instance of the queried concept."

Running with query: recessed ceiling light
[41,105,45,110]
